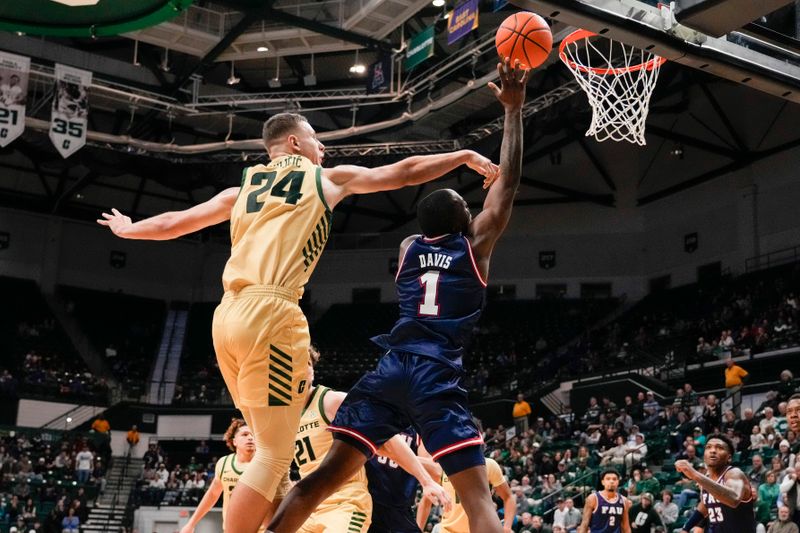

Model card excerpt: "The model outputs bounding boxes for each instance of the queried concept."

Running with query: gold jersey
[214,452,264,531]
[439,457,506,533]
[222,155,331,295]
[295,385,369,492]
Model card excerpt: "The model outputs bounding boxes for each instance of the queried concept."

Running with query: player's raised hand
[178,525,194,533]
[487,57,530,112]
[464,150,500,189]
[421,479,453,513]
[97,208,133,237]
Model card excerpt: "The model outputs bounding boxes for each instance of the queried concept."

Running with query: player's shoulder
[215,453,233,475]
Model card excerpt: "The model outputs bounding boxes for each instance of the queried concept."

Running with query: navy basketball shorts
[368,503,421,533]
[329,350,484,476]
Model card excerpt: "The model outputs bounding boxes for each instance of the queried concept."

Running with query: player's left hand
[464,150,500,189]
[97,208,132,237]
[421,480,453,513]
[674,460,697,480]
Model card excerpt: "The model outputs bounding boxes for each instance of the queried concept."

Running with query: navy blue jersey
[590,491,625,533]
[372,234,486,368]
[701,467,756,533]
[366,429,420,510]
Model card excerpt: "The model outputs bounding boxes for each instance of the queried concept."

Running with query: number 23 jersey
[223,155,331,294]
[372,233,487,369]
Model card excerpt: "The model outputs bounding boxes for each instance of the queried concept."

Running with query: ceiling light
[257,46,269,53]
[349,64,366,75]
[227,62,240,86]
[50,0,101,6]
[432,0,445,6]
[444,11,451,19]
[269,56,282,88]
[160,48,170,72]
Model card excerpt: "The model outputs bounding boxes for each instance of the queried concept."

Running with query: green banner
[405,26,435,71]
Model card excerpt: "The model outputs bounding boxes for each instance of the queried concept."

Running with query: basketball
[495,12,553,69]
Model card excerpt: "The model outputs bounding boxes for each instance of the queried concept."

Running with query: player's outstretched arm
[179,477,223,533]
[321,150,499,209]
[97,187,238,240]
[578,492,597,533]
[494,481,517,533]
[675,461,747,508]
[469,58,529,270]
[378,435,452,513]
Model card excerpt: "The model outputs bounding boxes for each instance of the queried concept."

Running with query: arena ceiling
[1,0,800,238]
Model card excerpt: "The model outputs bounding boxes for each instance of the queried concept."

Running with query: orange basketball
[495,12,553,69]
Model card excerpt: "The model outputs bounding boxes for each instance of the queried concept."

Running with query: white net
[559,30,665,146]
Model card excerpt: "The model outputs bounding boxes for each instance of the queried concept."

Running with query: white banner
[0,52,30,147]
[49,63,91,158]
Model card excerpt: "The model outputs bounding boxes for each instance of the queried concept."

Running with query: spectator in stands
[654,490,678,528]
[126,425,140,452]
[628,492,662,533]
[21,497,35,524]
[599,436,627,467]
[513,394,532,434]
[615,409,633,431]
[769,455,786,480]
[562,498,582,533]
[143,443,160,469]
[737,408,758,437]
[721,410,737,433]
[757,471,781,524]
[748,454,768,487]
[683,383,698,407]
[636,468,660,499]
[643,391,660,413]
[777,371,797,403]
[0,369,16,395]
[584,397,601,424]
[625,434,648,471]
[696,338,712,359]
[752,426,768,450]
[678,444,701,468]
[725,358,749,416]
[630,391,646,422]
[90,416,110,434]
[767,506,798,533]
[779,440,796,470]
[528,515,550,533]
[61,507,79,533]
[703,395,721,432]
[74,446,93,484]
[689,427,706,457]
[762,407,780,433]
[514,512,534,533]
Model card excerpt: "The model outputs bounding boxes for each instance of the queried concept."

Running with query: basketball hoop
[559,29,666,146]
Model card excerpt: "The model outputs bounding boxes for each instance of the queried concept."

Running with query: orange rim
[558,29,666,76]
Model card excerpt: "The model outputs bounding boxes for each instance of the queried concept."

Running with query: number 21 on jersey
[418,271,440,316]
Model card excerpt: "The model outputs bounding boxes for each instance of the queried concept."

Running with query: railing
[745,243,800,272]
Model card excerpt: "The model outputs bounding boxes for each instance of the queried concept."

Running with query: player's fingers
[101,212,113,219]
[496,61,505,82]
[487,82,501,97]
[97,219,108,226]
[111,208,122,216]
[521,67,532,85]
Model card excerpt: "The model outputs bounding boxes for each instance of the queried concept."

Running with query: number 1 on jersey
[418,271,440,316]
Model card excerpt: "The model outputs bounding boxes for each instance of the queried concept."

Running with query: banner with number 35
[0,52,30,148]
[50,63,91,159]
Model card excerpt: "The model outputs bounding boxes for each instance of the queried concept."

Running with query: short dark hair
[417,189,466,237]
[262,113,307,146]
[789,393,800,402]
[600,469,620,480]
[706,433,735,454]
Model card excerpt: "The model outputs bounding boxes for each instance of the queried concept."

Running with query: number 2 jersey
[700,467,756,533]
[371,233,487,368]
[590,491,626,533]
[223,155,331,294]
[295,385,371,504]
